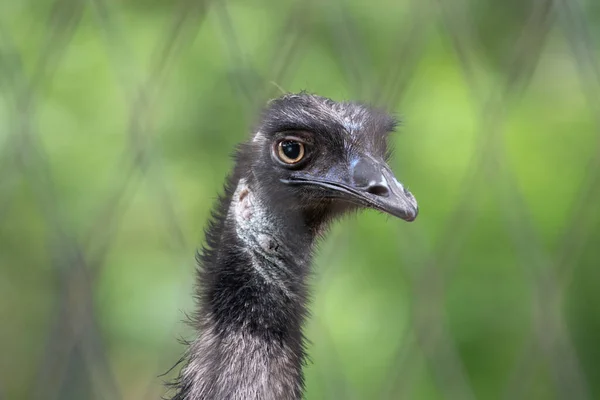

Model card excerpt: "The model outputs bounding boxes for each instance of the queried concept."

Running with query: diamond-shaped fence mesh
[1,0,599,399]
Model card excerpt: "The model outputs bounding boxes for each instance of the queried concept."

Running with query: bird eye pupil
[282,141,300,159]
[276,138,305,165]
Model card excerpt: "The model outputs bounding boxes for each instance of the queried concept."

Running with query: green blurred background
[1,0,600,399]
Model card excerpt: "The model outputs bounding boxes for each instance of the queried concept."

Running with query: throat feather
[230,179,300,296]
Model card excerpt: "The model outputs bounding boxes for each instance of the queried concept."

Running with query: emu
[170,92,418,400]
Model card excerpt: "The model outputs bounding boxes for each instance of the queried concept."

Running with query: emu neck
[176,177,317,400]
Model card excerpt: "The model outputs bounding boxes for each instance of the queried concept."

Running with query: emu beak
[282,157,418,222]
[345,157,418,221]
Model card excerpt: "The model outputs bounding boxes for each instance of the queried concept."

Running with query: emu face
[248,93,418,223]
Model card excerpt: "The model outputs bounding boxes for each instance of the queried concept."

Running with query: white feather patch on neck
[230,179,296,295]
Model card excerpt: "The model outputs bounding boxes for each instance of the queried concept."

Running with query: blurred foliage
[1,0,600,399]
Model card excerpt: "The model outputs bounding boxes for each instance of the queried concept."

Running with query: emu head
[237,92,418,231]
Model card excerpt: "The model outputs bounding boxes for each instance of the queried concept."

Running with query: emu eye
[277,140,305,164]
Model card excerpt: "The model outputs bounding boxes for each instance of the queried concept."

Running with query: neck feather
[171,170,318,400]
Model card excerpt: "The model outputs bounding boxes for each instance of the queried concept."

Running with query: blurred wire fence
[1,0,599,399]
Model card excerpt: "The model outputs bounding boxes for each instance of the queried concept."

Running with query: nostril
[366,184,389,197]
